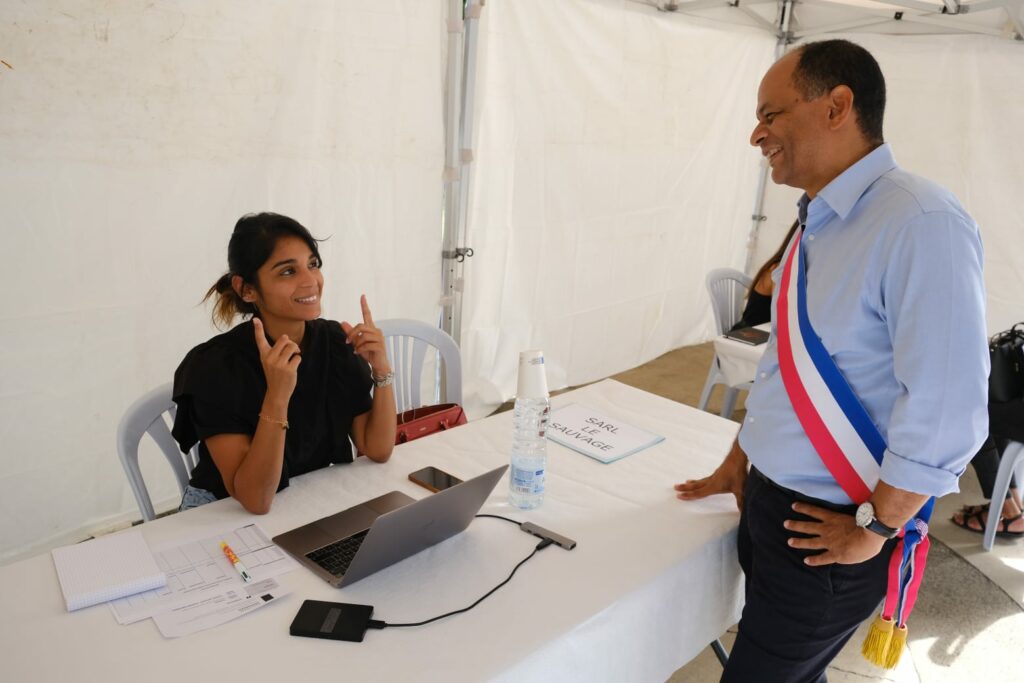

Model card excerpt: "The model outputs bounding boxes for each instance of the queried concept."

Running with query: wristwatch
[855,501,900,539]
[372,370,395,388]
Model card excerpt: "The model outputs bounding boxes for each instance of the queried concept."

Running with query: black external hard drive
[290,600,375,642]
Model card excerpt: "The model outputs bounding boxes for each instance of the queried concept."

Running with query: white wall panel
[0,0,445,561]
[460,0,777,416]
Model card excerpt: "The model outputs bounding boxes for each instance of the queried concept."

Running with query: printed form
[152,577,290,638]
[110,522,297,625]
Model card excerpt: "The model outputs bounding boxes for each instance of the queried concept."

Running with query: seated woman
[171,212,397,514]
[730,220,799,331]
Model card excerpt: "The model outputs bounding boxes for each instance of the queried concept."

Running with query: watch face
[855,502,874,528]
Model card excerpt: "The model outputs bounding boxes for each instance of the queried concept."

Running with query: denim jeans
[179,485,218,511]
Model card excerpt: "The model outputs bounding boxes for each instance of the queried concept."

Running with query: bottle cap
[516,350,549,399]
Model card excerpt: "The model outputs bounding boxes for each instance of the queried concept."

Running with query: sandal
[956,502,989,517]
[951,508,1024,538]
[999,514,1024,538]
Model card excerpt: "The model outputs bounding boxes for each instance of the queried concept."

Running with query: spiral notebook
[52,530,167,612]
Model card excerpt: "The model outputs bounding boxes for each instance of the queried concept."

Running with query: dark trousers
[722,470,897,683]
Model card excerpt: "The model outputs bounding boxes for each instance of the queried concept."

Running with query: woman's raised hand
[341,295,392,378]
[253,317,301,400]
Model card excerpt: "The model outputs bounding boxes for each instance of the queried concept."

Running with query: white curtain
[0,0,446,561]
[460,0,776,415]
[4,1,1022,564]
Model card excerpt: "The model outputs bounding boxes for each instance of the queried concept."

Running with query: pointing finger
[252,318,271,355]
[360,294,374,326]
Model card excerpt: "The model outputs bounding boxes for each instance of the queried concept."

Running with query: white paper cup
[516,349,549,399]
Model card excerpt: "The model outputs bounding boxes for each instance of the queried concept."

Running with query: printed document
[152,577,290,638]
[110,522,297,624]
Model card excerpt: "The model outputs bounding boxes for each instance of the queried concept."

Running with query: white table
[0,380,743,682]
[711,323,771,387]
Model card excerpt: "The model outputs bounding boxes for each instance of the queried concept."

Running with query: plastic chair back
[116,383,198,521]
[698,268,755,418]
[983,440,1024,551]
[706,268,754,335]
[377,319,463,414]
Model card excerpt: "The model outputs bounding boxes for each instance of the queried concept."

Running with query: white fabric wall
[753,34,1024,336]
[3,1,1022,564]
[0,0,446,562]
[460,0,777,415]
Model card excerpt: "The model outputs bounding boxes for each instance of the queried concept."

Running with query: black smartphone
[408,466,463,493]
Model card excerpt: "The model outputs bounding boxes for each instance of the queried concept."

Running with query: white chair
[377,319,463,413]
[698,268,755,418]
[983,440,1024,551]
[117,383,198,521]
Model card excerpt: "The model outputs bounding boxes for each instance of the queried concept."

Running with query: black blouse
[171,318,373,499]
[731,290,772,332]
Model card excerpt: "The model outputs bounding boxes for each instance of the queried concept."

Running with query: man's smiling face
[750,51,833,197]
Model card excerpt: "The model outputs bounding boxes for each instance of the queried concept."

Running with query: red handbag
[395,404,467,444]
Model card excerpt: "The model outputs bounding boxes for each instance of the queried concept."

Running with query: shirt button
[760,372,767,378]
[748,417,755,423]
[808,234,815,241]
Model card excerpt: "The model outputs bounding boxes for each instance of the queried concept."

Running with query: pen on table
[220,541,253,583]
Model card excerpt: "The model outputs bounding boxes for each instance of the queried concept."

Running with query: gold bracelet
[258,413,289,430]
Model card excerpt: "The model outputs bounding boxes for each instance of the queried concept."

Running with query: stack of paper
[52,530,166,612]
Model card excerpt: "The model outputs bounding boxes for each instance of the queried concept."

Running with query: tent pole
[450,1,484,347]
[441,0,466,342]
[745,0,795,275]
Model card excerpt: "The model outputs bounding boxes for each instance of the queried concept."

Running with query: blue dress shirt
[739,144,989,505]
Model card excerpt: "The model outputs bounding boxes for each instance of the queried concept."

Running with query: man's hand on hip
[785,502,888,566]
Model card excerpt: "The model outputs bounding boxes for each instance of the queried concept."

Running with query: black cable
[474,513,523,527]
[369,535,554,630]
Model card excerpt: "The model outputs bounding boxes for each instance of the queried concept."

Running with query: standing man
[676,40,988,682]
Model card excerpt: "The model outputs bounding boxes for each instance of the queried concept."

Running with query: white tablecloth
[711,323,771,387]
[0,380,743,682]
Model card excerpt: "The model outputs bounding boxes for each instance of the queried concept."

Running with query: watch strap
[865,517,899,539]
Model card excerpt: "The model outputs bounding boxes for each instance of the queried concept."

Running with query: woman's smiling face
[248,235,324,327]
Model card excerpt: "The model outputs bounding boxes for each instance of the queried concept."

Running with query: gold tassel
[884,623,908,669]
[861,615,894,666]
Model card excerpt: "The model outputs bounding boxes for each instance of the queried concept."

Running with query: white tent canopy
[652,0,1024,40]
[1,0,1021,562]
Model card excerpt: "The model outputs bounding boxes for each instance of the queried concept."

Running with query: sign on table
[547,403,664,463]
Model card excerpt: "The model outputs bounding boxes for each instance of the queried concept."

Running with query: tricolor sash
[775,227,933,669]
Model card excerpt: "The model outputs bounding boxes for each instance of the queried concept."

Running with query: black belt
[750,466,857,515]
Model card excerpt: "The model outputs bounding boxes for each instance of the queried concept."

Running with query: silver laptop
[273,465,507,588]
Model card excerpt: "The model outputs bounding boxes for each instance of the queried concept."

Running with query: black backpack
[989,323,1024,403]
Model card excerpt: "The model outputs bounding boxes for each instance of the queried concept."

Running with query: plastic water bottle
[509,350,550,510]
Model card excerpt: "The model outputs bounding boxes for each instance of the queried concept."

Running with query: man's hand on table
[674,439,748,512]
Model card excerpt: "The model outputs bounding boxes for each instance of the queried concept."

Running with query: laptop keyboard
[306,530,369,577]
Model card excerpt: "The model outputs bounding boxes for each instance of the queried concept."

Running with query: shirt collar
[796,143,898,223]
